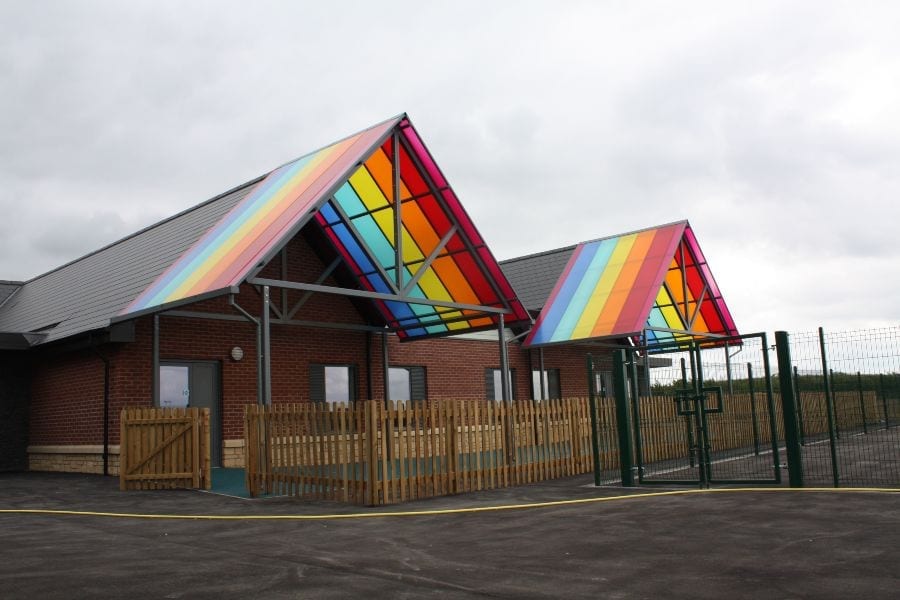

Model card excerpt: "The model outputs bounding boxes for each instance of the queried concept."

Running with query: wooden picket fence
[120,407,211,491]
[244,398,599,505]
[243,390,882,504]
[626,390,881,466]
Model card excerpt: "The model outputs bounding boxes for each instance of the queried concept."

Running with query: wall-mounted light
[230,346,244,362]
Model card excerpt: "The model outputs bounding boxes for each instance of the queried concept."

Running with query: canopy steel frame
[326,196,402,296]
[248,277,509,316]
[401,226,458,296]
[285,256,341,320]
[392,131,403,290]
[395,126,511,309]
[162,308,387,333]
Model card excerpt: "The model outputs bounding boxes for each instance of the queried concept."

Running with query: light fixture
[230,346,244,361]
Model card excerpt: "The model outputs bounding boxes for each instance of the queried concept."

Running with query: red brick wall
[26,233,613,449]
[29,348,105,446]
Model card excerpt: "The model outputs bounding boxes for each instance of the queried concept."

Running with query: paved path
[1,472,897,599]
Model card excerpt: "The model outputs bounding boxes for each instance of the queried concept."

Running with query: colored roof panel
[524,221,738,347]
[313,117,529,339]
[121,114,529,339]
[123,117,400,315]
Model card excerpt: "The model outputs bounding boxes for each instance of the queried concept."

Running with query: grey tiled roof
[0,168,582,346]
[0,181,257,345]
[500,245,575,312]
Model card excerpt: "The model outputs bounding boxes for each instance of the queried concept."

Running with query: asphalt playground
[0,472,897,599]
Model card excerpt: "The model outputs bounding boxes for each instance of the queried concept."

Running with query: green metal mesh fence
[787,326,900,488]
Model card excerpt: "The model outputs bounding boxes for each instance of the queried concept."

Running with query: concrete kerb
[1,487,899,521]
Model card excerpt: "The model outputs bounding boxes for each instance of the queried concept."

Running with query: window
[159,365,189,408]
[593,371,618,399]
[532,369,561,400]
[485,368,516,401]
[310,364,357,403]
[389,366,427,401]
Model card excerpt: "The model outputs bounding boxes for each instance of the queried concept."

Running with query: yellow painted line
[0,488,897,521]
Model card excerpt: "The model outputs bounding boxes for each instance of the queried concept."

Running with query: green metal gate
[612,332,782,487]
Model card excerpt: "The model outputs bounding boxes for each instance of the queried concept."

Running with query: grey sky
[1,1,898,333]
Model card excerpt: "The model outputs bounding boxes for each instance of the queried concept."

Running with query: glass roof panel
[525,222,738,348]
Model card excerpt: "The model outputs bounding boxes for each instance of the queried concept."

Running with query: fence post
[612,350,635,487]
[244,406,253,497]
[366,400,379,506]
[857,372,868,434]
[191,407,200,489]
[830,369,841,438]
[775,331,803,487]
[628,353,644,481]
[818,327,840,487]
[880,374,891,429]
[747,363,760,455]
[793,366,806,445]
[760,332,782,485]
[449,402,459,494]
[119,409,128,491]
[202,408,211,490]
[682,357,696,467]
[586,354,602,487]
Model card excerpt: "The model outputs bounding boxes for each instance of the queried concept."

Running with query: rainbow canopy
[524,221,737,348]
[122,114,530,339]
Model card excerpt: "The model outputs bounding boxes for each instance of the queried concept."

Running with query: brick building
[0,115,737,475]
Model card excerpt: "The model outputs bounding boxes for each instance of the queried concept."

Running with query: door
[160,361,222,467]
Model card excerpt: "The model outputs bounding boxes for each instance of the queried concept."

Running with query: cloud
[32,210,128,260]
[0,0,898,332]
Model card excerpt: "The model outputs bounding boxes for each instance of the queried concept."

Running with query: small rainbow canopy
[122,115,530,339]
[524,221,737,348]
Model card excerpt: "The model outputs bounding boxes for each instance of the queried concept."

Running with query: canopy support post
[499,314,511,402]
[382,331,391,408]
[152,314,160,406]
[261,285,272,405]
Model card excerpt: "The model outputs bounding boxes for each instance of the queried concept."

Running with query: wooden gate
[119,407,211,490]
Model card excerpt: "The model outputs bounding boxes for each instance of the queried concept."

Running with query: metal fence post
[586,354,602,487]
[818,327,840,487]
[628,351,644,481]
[830,369,841,439]
[612,350,635,487]
[775,331,804,487]
[747,362,760,455]
[880,374,891,429]
[793,366,806,445]
[857,372,868,434]
[681,357,696,467]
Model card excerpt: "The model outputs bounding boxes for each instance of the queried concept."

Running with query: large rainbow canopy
[122,115,530,339]
[524,221,737,348]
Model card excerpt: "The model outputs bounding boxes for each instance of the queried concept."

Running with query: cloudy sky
[1,1,897,334]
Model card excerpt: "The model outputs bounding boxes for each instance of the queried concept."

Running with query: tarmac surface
[1,472,898,599]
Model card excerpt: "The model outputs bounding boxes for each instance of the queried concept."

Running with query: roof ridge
[267,113,407,175]
[577,219,689,246]
[19,175,266,286]
[19,114,410,287]
[499,220,690,265]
